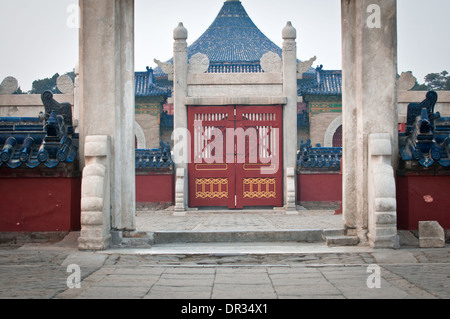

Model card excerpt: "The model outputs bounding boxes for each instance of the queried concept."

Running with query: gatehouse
[1,0,414,250]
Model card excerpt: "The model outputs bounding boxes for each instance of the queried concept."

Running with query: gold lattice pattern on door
[243,178,276,199]
[195,178,229,199]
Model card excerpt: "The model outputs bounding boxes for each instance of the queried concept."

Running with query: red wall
[136,173,174,204]
[397,174,450,230]
[297,173,342,202]
[0,171,174,233]
[0,177,81,232]
[6,169,446,233]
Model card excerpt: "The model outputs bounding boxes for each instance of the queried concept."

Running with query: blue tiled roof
[298,67,342,96]
[155,0,282,75]
[0,92,78,169]
[148,1,342,97]
[187,0,282,64]
[297,139,342,171]
[153,67,169,80]
[135,67,171,97]
[136,142,173,170]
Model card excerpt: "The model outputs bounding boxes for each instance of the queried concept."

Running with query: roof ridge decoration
[399,91,450,168]
[298,56,317,79]
[41,91,73,128]
[154,59,174,80]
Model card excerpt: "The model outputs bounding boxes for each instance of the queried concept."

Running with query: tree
[424,71,449,91]
[29,71,75,94]
[30,73,60,94]
[13,86,25,95]
[411,70,450,91]
[411,81,429,91]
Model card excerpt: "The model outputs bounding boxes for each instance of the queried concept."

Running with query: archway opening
[333,125,342,148]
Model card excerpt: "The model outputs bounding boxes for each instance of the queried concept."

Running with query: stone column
[341,0,358,235]
[341,0,398,245]
[79,0,136,242]
[172,23,189,211]
[282,22,298,211]
[73,63,80,134]
[116,0,136,230]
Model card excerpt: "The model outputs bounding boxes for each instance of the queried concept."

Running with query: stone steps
[322,229,360,247]
[325,235,360,247]
[110,228,362,249]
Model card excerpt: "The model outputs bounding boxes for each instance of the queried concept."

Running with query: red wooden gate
[188,105,283,209]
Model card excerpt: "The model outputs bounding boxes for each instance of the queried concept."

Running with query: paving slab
[136,209,344,232]
[0,209,449,300]
[371,249,419,264]
[102,242,373,256]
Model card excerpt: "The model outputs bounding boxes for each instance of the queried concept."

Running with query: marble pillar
[78,0,136,249]
[341,0,398,246]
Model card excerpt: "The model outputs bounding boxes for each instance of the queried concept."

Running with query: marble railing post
[282,22,298,211]
[173,23,189,212]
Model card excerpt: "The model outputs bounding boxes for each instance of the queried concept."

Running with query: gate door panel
[235,106,283,208]
[188,106,236,208]
[188,105,283,209]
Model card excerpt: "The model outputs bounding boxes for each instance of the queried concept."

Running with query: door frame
[187,104,284,209]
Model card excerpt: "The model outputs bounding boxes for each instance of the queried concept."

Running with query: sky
[0,0,449,92]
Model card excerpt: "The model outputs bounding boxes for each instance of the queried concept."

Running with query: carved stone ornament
[282,41,296,52]
[56,74,74,94]
[297,56,317,79]
[188,53,210,74]
[282,21,297,40]
[173,41,187,53]
[154,59,174,81]
[173,22,188,41]
[260,51,282,73]
[0,76,19,95]
[398,71,416,91]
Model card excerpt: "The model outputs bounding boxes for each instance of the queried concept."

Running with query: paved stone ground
[0,211,449,301]
[136,208,344,231]
[0,238,449,300]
